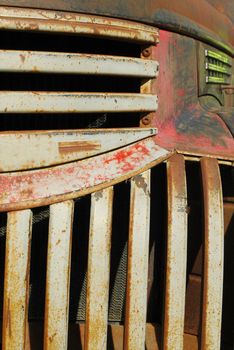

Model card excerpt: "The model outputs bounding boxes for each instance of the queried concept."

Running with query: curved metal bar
[0,138,173,211]
[0,128,157,172]
[0,2,231,55]
[0,6,158,44]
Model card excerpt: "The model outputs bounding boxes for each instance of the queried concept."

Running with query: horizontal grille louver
[0,6,159,132]
[205,49,232,85]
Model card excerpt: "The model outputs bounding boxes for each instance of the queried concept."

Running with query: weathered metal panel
[124,170,151,349]
[0,6,158,44]
[0,128,157,171]
[0,1,232,54]
[2,210,32,350]
[85,187,113,349]
[44,200,74,350]
[0,92,158,114]
[0,50,158,77]
[152,31,234,161]
[200,157,224,349]
[163,154,187,349]
[0,138,172,211]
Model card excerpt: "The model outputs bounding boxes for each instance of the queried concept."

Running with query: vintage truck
[0,1,233,349]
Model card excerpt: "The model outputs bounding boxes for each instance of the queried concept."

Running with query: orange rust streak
[58,141,101,153]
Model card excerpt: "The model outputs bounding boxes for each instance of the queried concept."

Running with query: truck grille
[0,156,233,349]
[0,5,233,350]
[0,6,158,133]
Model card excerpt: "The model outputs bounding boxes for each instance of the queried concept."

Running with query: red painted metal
[0,138,172,211]
[151,30,234,160]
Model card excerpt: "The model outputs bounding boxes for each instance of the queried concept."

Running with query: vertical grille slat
[44,201,74,349]
[2,210,32,349]
[124,170,151,349]
[0,159,232,349]
[200,158,224,350]
[85,187,113,350]
[163,154,188,349]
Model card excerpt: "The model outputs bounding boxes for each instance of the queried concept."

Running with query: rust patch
[6,298,12,338]
[93,190,103,201]
[19,54,25,63]
[133,173,149,195]
[58,141,101,153]
[49,332,57,343]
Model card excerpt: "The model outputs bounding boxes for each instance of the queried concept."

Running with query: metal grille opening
[0,157,233,348]
[0,17,158,131]
[25,182,131,324]
[205,49,232,85]
[184,162,234,349]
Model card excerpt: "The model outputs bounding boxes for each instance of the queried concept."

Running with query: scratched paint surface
[0,138,172,211]
[151,30,234,160]
[0,128,157,171]
[0,6,159,44]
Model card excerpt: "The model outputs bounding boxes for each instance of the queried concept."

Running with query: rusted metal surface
[219,200,234,345]
[2,210,32,350]
[124,170,151,349]
[152,30,234,160]
[0,128,157,171]
[0,50,158,77]
[217,109,234,136]
[200,157,224,350]
[163,154,187,349]
[222,195,233,348]
[44,200,74,349]
[0,138,173,211]
[140,45,155,128]
[85,187,113,349]
[184,274,202,336]
[0,1,232,54]
[0,92,158,113]
[0,6,158,44]
[0,321,201,349]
